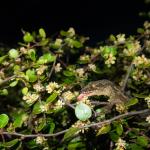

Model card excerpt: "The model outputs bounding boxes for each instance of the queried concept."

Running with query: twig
[1,109,150,138]
[83,109,150,128]
[2,129,69,138]
[48,55,57,79]
[121,62,134,92]
[59,96,75,109]
[121,45,145,92]
[90,101,109,106]
[0,75,17,86]
[109,141,114,150]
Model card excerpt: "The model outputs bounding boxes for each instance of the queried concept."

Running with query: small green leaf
[0,114,9,128]
[9,80,18,87]
[75,102,92,121]
[137,136,148,147]
[2,139,19,148]
[35,118,46,132]
[26,140,38,149]
[39,28,46,38]
[125,98,139,107]
[8,49,19,59]
[109,132,119,142]
[127,144,144,150]
[37,53,56,64]
[32,101,45,115]
[13,65,21,72]
[116,124,123,136]
[63,70,75,77]
[60,30,68,36]
[22,87,28,95]
[48,122,55,134]
[46,92,58,103]
[109,34,116,42]
[0,55,7,64]
[0,89,8,96]
[26,69,37,82]
[72,40,83,48]
[13,113,28,128]
[68,139,85,150]
[132,93,147,98]
[102,46,117,56]
[63,127,79,141]
[39,38,49,46]
[23,32,34,43]
[28,49,36,61]
[137,28,145,34]
[96,124,111,136]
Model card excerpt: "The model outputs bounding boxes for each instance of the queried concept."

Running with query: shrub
[0,22,150,149]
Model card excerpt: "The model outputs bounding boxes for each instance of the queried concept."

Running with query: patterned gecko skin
[77,79,127,104]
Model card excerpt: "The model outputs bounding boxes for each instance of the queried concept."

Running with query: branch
[90,101,109,106]
[0,75,17,86]
[121,45,145,92]
[1,129,69,138]
[48,55,57,79]
[1,109,150,138]
[83,109,150,128]
[59,96,75,109]
[121,62,134,92]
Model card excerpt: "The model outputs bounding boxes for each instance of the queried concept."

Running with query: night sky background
[0,0,149,45]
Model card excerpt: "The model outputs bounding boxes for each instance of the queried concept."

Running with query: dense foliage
[0,21,150,150]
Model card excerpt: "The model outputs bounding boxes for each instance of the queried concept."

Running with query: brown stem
[1,109,150,138]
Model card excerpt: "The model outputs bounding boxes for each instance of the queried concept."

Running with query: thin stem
[1,109,150,138]
[121,45,145,92]
[48,55,57,79]
[121,62,134,92]
[0,75,17,86]
[91,101,109,105]
[59,96,75,109]
[83,109,150,128]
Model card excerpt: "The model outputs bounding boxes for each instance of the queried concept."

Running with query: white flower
[23,93,39,104]
[36,65,48,75]
[133,55,150,67]
[115,34,126,44]
[68,27,75,37]
[76,68,85,77]
[33,83,45,92]
[2,61,9,66]
[55,63,62,73]
[80,55,90,61]
[146,115,150,123]
[145,96,150,108]
[93,48,101,55]
[72,120,90,134]
[40,104,49,112]
[54,38,62,47]
[46,82,59,94]
[62,91,75,102]
[105,53,116,66]
[20,47,28,54]
[132,68,147,81]
[88,64,96,71]
[123,41,141,56]
[115,138,127,150]
[54,99,65,110]
[144,21,150,29]
[35,136,46,145]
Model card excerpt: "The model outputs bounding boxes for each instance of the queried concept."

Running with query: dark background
[0,0,149,45]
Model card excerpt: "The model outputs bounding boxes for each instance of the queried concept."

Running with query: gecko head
[77,81,101,100]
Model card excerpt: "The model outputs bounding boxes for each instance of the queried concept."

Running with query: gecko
[77,79,128,112]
